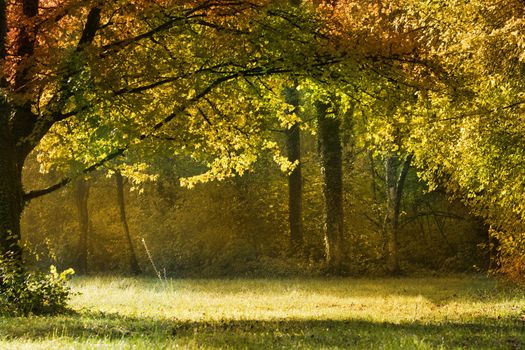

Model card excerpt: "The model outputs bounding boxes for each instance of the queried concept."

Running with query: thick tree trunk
[383,153,412,275]
[116,172,141,275]
[0,1,102,280]
[74,179,90,275]
[284,86,303,256]
[0,122,24,266]
[316,101,344,274]
[0,0,38,268]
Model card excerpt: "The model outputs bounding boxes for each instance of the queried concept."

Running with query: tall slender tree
[73,178,90,274]
[115,172,142,275]
[383,153,412,274]
[316,100,345,273]
[284,85,304,256]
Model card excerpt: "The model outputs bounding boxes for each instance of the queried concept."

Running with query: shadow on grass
[1,311,524,349]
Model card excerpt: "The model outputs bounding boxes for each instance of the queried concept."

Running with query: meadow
[0,276,524,349]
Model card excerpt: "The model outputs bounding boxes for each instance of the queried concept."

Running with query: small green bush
[0,255,74,316]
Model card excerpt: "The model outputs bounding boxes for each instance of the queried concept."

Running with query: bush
[489,229,525,285]
[0,255,74,316]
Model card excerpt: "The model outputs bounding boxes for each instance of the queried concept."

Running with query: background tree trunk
[384,154,399,274]
[316,101,344,274]
[116,172,142,275]
[74,179,90,275]
[284,85,303,256]
[383,153,412,275]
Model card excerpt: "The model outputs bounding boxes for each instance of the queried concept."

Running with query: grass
[0,276,524,349]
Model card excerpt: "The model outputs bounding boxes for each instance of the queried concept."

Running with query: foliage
[0,255,74,316]
[404,0,525,281]
[490,228,525,285]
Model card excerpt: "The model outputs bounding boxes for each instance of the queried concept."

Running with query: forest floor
[0,276,524,349]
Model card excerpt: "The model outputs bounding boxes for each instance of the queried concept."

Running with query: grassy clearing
[0,276,524,349]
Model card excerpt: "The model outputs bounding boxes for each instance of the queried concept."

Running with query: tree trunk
[0,0,36,267]
[116,172,141,275]
[383,153,412,275]
[384,154,399,274]
[284,86,303,256]
[74,178,90,275]
[316,101,344,274]
[0,120,24,266]
[0,0,101,280]
[368,151,378,202]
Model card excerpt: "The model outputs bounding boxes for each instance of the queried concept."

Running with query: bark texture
[0,117,24,264]
[316,101,344,274]
[383,153,412,275]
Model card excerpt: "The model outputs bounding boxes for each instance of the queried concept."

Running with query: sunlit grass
[1,276,524,349]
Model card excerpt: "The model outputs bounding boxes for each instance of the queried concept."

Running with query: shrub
[489,228,525,285]
[0,254,74,316]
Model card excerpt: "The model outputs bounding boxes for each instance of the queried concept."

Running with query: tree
[316,99,345,273]
[284,85,304,256]
[115,171,142,275]
[383,153,412,274]
[304,0,436,273]
[0,1,102,266]
[406,0,525,279]
[73,178,90,274]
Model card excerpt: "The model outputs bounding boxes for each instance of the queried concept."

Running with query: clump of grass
[0,276,524,349]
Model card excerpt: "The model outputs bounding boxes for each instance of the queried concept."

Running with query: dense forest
[0,0,524,318]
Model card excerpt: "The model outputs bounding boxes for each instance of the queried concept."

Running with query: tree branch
[99,1,248,57]
[23,146,126,202]
[23,72,241,202]
[76,7,101,50]
[21,6,102,158]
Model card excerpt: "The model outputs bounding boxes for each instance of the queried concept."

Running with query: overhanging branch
[22,72,242,202]
[23,147,126,202]
[23,55,305,202]
[23,178,71,202]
